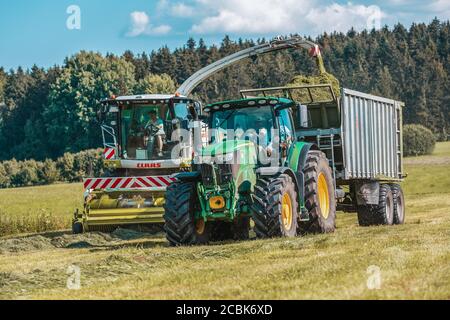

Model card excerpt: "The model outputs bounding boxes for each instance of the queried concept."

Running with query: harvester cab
[73,94,205,233]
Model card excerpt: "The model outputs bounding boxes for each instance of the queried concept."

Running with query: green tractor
[163,96,336,245]
[164,81,406,246]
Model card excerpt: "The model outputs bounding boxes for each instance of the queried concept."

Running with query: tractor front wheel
[298,150,336,234]
[252,174,298,238]
[164,181,211,246]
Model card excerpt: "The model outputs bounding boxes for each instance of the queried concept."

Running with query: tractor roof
[115,94,184,101]
[204,97,295,113]
[102,94,194,106]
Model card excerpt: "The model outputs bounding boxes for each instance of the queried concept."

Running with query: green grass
[0,183,83,236]
[0,143,449,299]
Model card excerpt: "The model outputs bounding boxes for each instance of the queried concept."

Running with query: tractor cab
[202,97,297,167]
[98,94,202,169]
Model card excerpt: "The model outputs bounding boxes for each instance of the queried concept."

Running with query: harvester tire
[252,174,298,238]
[72,221,83,234]
[164,181,211,246]
[357,184,394,226]
[390,184,405,225]
[298,151,336,234]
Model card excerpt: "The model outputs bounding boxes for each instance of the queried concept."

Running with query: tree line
[0,19,449,162]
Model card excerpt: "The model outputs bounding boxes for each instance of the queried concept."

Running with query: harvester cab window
[121,103,171,160]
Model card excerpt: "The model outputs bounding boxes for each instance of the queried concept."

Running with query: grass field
[0,142,449,299]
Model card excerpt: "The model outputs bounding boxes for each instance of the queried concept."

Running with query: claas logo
[137,163,162,168]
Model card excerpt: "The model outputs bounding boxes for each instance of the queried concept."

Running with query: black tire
[357,184,394,226]
[72,221,84,234]
[211,217,250,242]
[298,151,336,234]
[390,184,405,225]
[163,181,211,246]
[252,174,298,238]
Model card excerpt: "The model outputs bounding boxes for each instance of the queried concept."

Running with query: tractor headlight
[209,196,225,210]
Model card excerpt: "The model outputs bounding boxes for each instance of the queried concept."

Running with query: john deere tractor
[163,96,337,245]
[164,82,406,245]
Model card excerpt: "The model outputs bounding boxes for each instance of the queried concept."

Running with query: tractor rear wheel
[252,174,298,238]
[298,151,336,234]
[390,184,405,225]
[357,184,394,226]
[164,181,211,246]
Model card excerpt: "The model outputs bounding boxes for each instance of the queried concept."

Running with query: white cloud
[306,3,386,33]
[189,0,386,35]
[126,11,172,37]
[171,3,196,17]
[191,0,314,34]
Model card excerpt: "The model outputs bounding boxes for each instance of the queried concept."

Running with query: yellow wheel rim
[281,193,293,230]
[317,173,330,219]
[195,219,205,235]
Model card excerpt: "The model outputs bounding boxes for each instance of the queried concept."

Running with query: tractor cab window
[210,105,275,148]
[277,108,295,143]
[120,103,175,160]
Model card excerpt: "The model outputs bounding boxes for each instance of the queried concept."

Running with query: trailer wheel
[72,221,83,234]
[298,151,336,234]
[164,181,211,246]
[357,184,394,226]
[252,174,298,238]
[390,184,405,224]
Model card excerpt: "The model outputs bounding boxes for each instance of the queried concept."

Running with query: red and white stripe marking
[103,147,116,160]
[83,176,176,191]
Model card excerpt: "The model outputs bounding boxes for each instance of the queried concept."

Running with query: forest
[0,19,449,161]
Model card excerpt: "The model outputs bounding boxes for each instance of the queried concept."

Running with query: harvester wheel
[390,184,405,225]
[357,184,394,226]
[164,181,211,246]
[298,151,336,234]
[252,174,298,238]
[72,221,83,234]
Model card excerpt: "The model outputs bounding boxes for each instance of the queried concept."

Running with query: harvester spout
[176,35,326,97]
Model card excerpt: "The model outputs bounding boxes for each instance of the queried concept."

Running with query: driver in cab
[145,110,165,157]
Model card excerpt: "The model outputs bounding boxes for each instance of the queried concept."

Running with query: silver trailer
[241,84,406,226]
[341,88,404,181]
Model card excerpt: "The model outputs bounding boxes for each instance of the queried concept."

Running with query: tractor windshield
[210,105,275,146]
[120,102,188,160]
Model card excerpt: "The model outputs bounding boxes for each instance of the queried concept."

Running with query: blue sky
[0,0,449,70]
